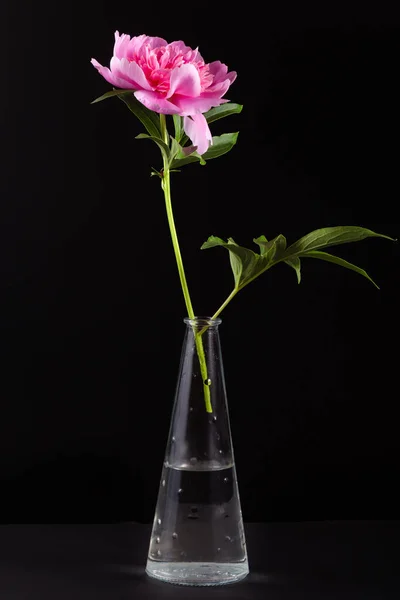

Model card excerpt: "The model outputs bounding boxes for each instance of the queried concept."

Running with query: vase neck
[184,316,222,331]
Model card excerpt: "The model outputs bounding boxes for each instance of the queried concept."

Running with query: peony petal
[183,113,213,155]
[227,70,237,84]
[113,31,131,59]
[204,78,232,97]
[169,40,193,55]
[174,95,228,116]
[91,58,133,89]
[126,34,148,59]
[110,57,152,91]
[208,61,237,86]
[146,36,168,50]
[126,35,168,61]
[134,90,181,114]
[167,63,201,99]
[208,61,228,81]
[191,47,204,63]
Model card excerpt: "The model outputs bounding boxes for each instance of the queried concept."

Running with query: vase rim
[184,316,222,327]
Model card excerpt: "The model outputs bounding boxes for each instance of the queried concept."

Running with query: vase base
[145,560,249,586]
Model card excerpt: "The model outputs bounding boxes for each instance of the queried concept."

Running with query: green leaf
[203,132,239,160]
[166,136,198,168]
[253,234,287,260]
[201,234,284,290]
[285,257,301,284]
[284,226,395,257]
[200,236,230,251]
[203,103,243,124]
[252,234,268,252]
[135,133,170,164]
[118,92,161,138]
[91,88,161,138]
[90,89,131,104]
[201,236,258,289]
[201,226,394,295]
[167,139,203,168]
[300,250,379,288]
[170,132,239,169]
[169,153,202,169]
[173,115,184,143]
[169,136,182,162]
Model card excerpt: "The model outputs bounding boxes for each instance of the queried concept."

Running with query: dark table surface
[0,521,399,599]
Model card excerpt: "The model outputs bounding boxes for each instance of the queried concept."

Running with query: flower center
[131,43,214,95]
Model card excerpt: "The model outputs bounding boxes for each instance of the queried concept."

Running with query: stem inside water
[159,115,212,413]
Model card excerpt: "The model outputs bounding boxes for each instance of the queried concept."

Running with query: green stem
[159,114,212,413]
[198,288,239,337]
[211,288,239,321]
[160,115,194,319]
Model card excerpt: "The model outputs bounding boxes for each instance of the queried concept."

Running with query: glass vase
[145,317,249,586]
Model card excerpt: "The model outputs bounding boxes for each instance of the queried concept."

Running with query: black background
[1,1,399,523]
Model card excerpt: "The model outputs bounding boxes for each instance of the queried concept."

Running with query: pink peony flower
[91,32,237,155]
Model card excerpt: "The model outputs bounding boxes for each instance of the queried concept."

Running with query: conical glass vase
[145,317,249,586]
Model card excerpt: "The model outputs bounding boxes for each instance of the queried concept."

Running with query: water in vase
[146,460,248,585]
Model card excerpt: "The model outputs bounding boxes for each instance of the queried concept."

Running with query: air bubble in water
[190,457,198,465]
[156,550,161,557]
[157,518,161,525]
[178,488,183,495]
[224,477,229,483]
[172,532,178,539]
[204,378,212,386]
[156,536,160,543]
